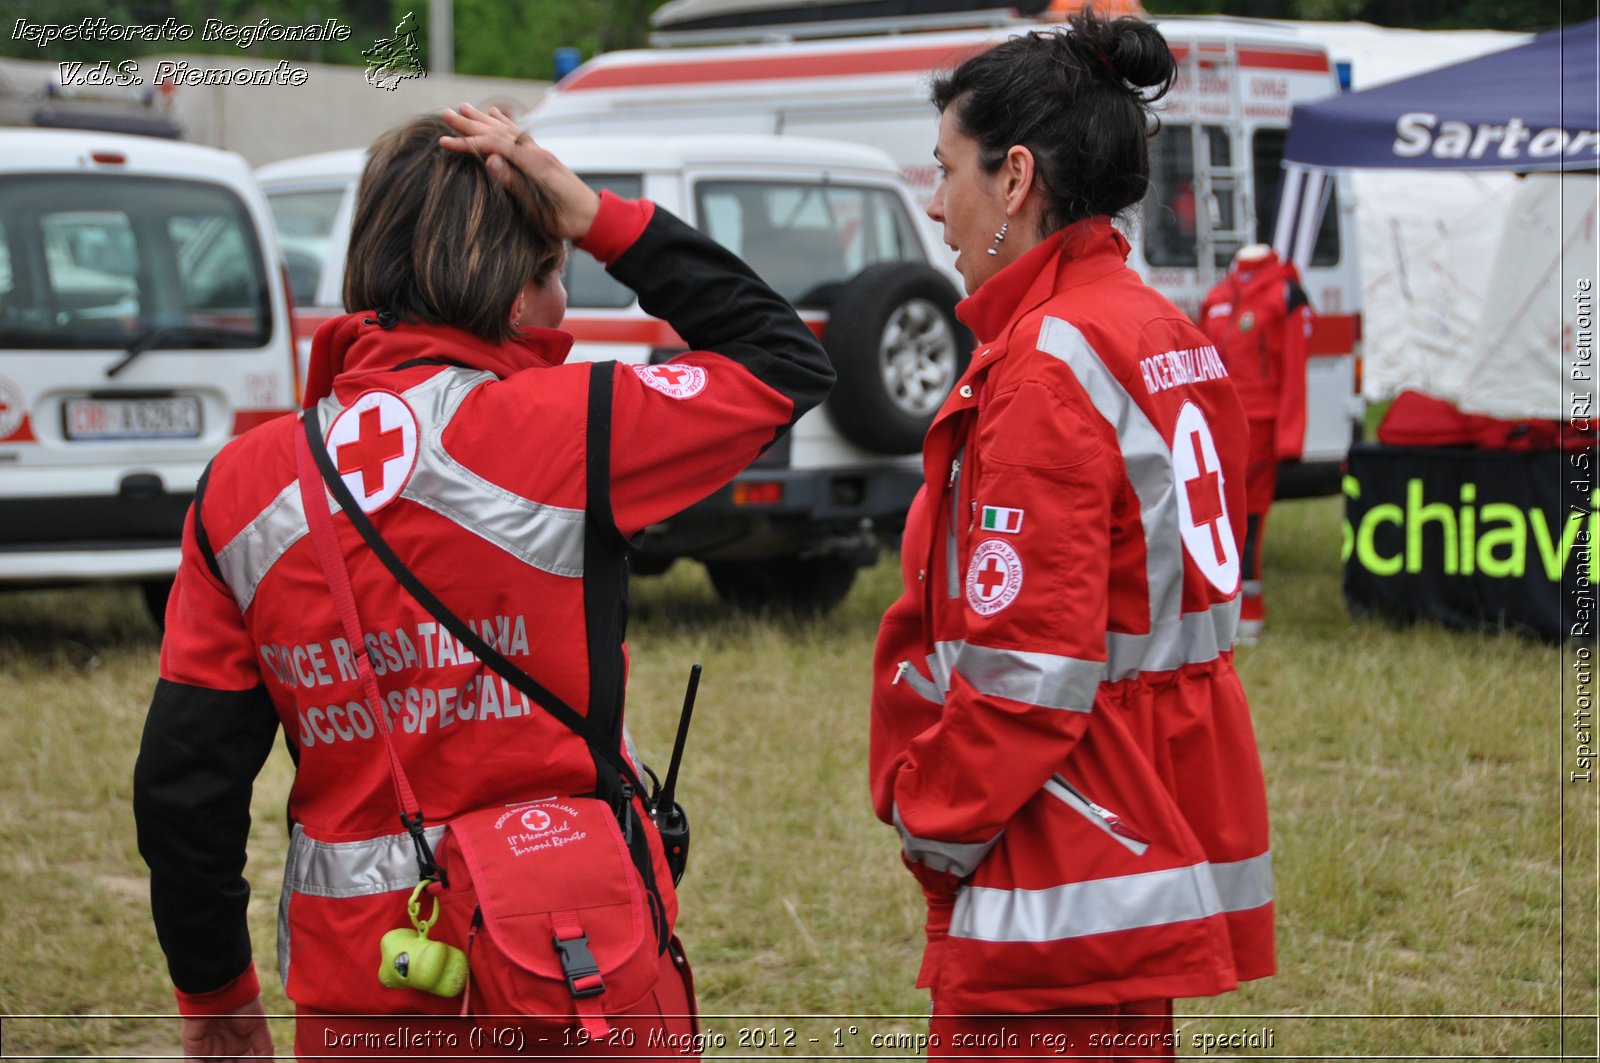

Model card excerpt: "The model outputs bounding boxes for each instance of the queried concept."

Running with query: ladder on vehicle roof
[1180,35,1254,288]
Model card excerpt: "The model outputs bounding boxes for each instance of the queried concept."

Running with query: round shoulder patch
[965,538,1024,617]
[633,362,707,400]
[325,390,420,514]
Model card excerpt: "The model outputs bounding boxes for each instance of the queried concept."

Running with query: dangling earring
[986,220,1009,256]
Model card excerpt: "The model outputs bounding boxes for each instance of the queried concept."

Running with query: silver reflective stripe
[398,371,586,579]
[217,482,307,613]
[1035,316,1234,675]
[1104,597,1240,680]
[896,660,945,705]
[954,641,1102,713]
[1211,850,1274,913]
[949,860,1223,943]
[894,804,1002,878]
[283,822,445,899]
[217,369,590,613]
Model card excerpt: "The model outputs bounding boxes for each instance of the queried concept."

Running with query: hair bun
[1069,12,1176,97]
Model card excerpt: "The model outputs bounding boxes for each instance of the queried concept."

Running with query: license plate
[64,396,202,440]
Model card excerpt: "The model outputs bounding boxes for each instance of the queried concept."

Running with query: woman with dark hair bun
[869,12,1274,1057]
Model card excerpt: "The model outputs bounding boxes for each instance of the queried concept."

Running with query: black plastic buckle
[400,811,447,888]
[553,931,605,999]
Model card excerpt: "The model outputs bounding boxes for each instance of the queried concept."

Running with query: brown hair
[343,115,564,343]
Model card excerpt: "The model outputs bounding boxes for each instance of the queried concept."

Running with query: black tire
[704,556,858,616]
[140,578,173,630]
[823,262,971,454]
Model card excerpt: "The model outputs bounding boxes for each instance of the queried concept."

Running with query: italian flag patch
[980,505,1024,534]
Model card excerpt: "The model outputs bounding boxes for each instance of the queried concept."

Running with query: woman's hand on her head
[439,102,601,242]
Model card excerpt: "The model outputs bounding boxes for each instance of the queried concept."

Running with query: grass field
[0,495,1594,1060]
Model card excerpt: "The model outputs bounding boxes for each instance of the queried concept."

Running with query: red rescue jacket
[1198,250,1311,460]
[870,219,1275,1013]
[134,193,834,1015]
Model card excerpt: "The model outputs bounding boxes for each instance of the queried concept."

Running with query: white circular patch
[324,390,420,514]
[0,375,24,440]
[1172,401,1240,593]
[965,538,1024,616]
[633,362,707,400]
[520,807,552,833]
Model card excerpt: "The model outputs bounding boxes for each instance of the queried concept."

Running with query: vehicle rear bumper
[638,465,923,561]
[0,493,191,582]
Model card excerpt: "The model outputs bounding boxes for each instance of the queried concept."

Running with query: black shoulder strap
[301,403,645,798]
[583,361,632,746]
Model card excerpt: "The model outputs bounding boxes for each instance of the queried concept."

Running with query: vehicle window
[1143,124,1235,268]
[0,220,11,297]
[695,180,922,305]
[1252,129,1341,267]
[568,173,642,309]
[0,174,270,350]
[266,188,344,307]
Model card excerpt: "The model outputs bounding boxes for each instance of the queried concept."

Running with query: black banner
[1342,444,1597,643]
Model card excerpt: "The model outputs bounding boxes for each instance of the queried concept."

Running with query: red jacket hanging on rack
[1198,249,1311,461]
[869,219,1274,1015]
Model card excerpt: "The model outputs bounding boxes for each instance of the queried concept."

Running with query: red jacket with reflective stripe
[1198,250,1311,460]
[869,219,1274,1013]
[133,194,834,1014]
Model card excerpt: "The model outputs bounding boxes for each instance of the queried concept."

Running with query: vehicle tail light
[732,481,783,506]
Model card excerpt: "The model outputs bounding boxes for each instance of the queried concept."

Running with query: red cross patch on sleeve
[965,538,1024,616]
[633,362,707,400]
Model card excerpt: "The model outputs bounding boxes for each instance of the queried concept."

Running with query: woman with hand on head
[869,14,1274,1058]
[134,103,832,1061]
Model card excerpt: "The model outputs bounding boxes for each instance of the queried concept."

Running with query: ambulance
[527,0,1366,496]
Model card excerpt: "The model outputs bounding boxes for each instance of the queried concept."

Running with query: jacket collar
[955,216,1132,347]
[301,311,576,408]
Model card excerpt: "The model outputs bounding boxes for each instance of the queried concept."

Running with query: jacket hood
[302,311,576,408]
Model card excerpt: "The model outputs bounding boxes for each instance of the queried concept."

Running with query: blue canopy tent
[1283,19,1598,173]
[1273,20,1599,642]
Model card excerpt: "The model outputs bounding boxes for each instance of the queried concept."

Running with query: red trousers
[295,943,698,1061]
[928,999,1175,1061]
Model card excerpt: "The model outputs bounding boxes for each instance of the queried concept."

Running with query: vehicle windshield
[0,173,271,350]
[265,187,345,308]
[695,180,924,305]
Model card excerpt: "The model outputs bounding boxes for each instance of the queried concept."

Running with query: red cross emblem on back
[337,406,406,498]
[1183,431,1227,565]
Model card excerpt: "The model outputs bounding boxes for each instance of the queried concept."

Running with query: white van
[257,133,965,613]
[528,4,1366,495]
[0,129,299,621]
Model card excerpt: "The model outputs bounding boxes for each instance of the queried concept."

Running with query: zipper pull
[947,456,961,487]
[1088,800,1151,844]
[892,661,908,685]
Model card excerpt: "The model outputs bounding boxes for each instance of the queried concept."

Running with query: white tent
[1264,21,1532,403]
[1276,20,1599,423]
